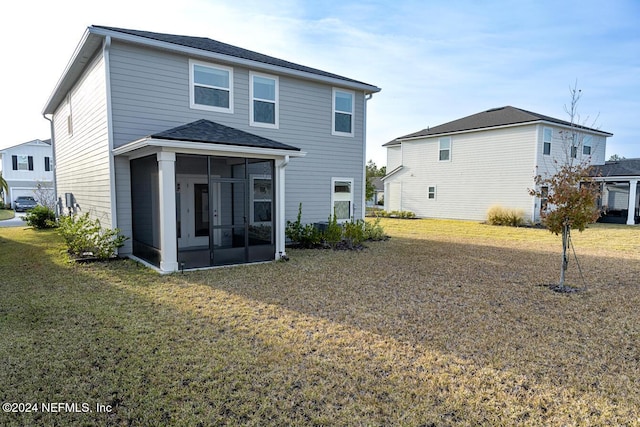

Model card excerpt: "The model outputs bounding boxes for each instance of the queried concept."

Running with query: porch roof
[113,119,305,158]
[591,158,640,178]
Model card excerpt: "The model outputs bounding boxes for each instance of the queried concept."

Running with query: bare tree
[529,84,602,291]
[32,181,56,211]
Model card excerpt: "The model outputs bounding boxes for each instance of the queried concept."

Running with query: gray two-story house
[43,26,380,272]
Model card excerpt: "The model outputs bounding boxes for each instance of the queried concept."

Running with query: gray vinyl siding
[108,41,367,224]
[114,156,132,254]
[53,52,112,224]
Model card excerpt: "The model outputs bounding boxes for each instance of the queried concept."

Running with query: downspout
[103,35,118,230]
[42,114,59,217]
[362,92,374,220]
[276,155,290,259]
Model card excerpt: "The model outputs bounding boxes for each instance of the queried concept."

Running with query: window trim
[331,177,354,222]
[189,59,234,113]
[543,127,552,156]
[438,137,451,162]
[427,185,437,200]
[332,88,355,137]
[249,72,279,129]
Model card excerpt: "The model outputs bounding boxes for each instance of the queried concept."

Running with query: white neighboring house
[382,106,612,223]
[0,139,54,209]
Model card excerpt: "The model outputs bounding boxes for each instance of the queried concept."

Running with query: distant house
[383,106,612,223]
[591,158,640,224]
[366,177,384,207]
[0,139,54,208]
[42,26,380,272]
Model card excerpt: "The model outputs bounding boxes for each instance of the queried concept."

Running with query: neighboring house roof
[43,25,380,115]
[0,139,51,153]
[384,106,613,146]
[151,119,301,151]
[371,177,384,191]
[591,158,640,178]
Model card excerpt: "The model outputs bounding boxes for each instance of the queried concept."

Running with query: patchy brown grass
[1,220,639,426]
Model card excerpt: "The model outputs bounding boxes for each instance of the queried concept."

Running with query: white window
[439,137,451,161]
[12,155,32,171]
[250,72,278,128]
[428,186,436,199]
[189,60,233,113]
[543,128,552,155]
[331,178,354,221]
[571,145,578,158]
[332,89,354,136]
[583,136,592,155]
[250,175,272,225]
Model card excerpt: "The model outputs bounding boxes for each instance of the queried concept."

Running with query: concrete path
[0,212,28,228]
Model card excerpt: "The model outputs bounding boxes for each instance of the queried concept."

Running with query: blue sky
[1,0,638,166]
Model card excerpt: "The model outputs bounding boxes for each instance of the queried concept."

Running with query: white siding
[384,125,538,221]
[386,145,402,171]
[53,53,112,224]
[108,41,368,224]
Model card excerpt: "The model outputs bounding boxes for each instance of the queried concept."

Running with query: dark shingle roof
[92,25,379,90]
[591,158,640,177]
[151,119,300,151]
[384,106,612,146]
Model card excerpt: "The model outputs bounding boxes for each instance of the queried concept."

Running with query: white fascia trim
[381,165,404,181]
[113,137,306,159]
[396,121,612,143]
[89,26,380,94]
[594,175,640,182]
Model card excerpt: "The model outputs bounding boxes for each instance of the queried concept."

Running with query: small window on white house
[439,137,451,161]
[571,145,578,158]
[428,186,436,199]
[45,157,51,172]
[332,89,354,136]
[543,128,552,155]
[583,136,592,155]
[12,155,33,171]
[250,72,278,128]
[331,178,354,221]
[190,60,233,113]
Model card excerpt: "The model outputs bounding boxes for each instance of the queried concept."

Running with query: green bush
[486,205,525,227]
[323,214,343,246]
[24,205,57,229]
[375,210,416,219]
[58,213,127,259]
[287,203,388,249]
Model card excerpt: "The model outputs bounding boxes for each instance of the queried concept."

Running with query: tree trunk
[559,223,569,288]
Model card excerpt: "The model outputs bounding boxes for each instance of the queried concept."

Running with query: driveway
[0,212,27,227]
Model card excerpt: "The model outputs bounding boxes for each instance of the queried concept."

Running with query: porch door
[177,176,219,249]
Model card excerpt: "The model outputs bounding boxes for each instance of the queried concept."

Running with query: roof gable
[385,106,612,146]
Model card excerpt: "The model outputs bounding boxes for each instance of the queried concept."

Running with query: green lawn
[1,220,639,426]
[0,209,15,221]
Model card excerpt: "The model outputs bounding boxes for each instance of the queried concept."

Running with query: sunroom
[113,119,304,272]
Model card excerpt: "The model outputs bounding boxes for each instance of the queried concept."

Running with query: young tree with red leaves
[529,84,602,290]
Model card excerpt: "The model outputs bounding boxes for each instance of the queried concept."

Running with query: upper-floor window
[571,145,578,158]
[12,155,33,171]
[583,136,592,155]
[439,137,451,161]
[332,89,354,136]
[543,128,552,155]
[45,157,51,172]
[189,60,233,113]
[250,72,278,128]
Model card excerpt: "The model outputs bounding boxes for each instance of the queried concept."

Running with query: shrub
[343,219,366,248]
[323,214,343,246]
[58,213,127,259]
[24,205,57,229]
[285,203,322,248]
[363,217,387,241]
[486,205,525,227]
